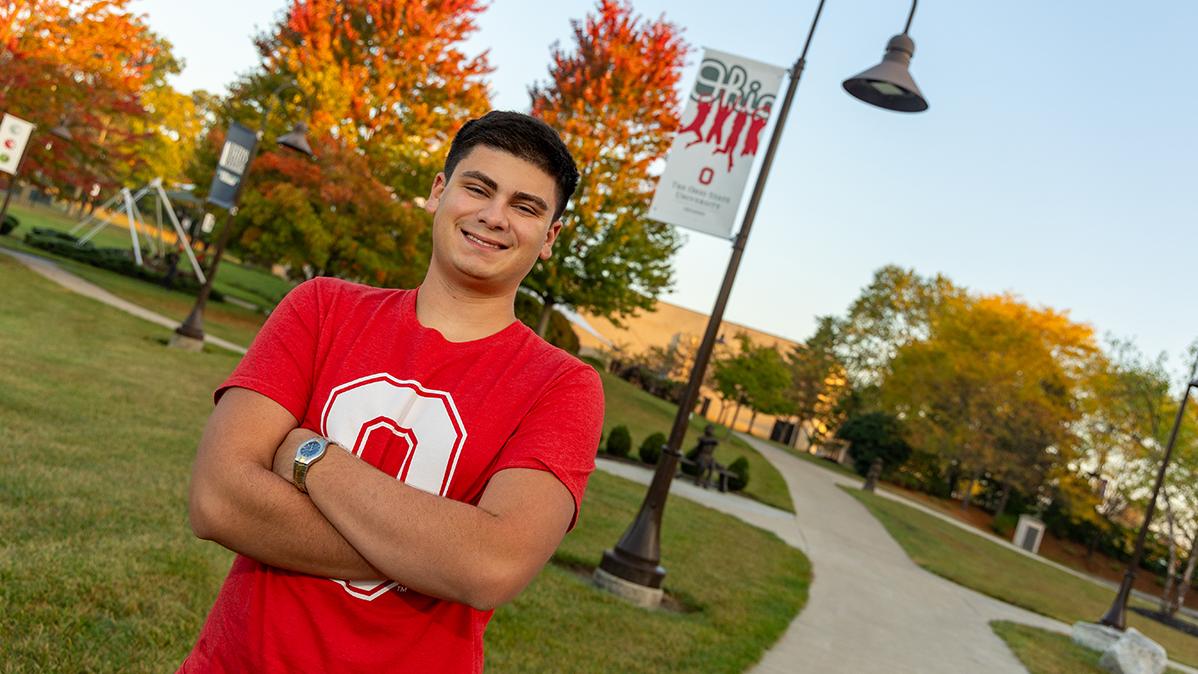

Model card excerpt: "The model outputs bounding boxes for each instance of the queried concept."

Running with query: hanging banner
[206,121,258,210]
[648,48,786,239]
[0,113,35,176]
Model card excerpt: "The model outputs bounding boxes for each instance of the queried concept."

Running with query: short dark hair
[444,111,579,221]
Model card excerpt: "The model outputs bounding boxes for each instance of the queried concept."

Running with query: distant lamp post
[1098,352,1198,630]
[595,0,929,607]
[49,119,73,141]
[171,82,314,351]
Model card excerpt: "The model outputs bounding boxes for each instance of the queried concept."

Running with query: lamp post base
[592,566,663,609]
[168,330,205,352]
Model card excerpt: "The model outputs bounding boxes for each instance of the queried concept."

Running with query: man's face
[424,145,562,293]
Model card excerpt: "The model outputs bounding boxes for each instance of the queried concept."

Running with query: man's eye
[516,205,537,216]
[465,185,486,195]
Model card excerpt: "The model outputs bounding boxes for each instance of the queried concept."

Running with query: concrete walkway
[600,446,1068,673]
[1,247,247,354]
[601,438,1198,674]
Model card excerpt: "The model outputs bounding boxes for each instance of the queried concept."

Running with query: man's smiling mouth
[462,230,509,250]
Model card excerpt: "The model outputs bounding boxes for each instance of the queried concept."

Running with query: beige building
[575,300,802,439]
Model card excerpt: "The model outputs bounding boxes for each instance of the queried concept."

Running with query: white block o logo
[319,373,467,600]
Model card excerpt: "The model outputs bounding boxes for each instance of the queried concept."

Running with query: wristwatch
[292,436,330,494]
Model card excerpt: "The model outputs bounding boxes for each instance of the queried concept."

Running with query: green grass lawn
[846,487,1198,668]
[599,371,795,513]
[991,621,1185,674]
[3,202,293,336]
[0,254,810,672]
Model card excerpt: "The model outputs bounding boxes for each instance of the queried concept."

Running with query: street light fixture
[171,82,314,350]
[842,2,928,112]
[595,0,929,606]
[1098,352,1198,630]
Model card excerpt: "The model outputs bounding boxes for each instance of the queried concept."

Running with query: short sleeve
[214,278,326,421]
[491,363,604,530]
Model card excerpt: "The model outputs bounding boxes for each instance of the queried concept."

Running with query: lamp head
[843,33,928,113]
[50,121,72,141]
[277,121,314,157]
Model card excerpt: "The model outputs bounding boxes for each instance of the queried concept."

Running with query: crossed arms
[187,387,575,611]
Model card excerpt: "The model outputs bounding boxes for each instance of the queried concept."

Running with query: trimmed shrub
[638,432,666,465]
[681,444,702,476]
[0,213,18,236]
[24,227,222,301]
[605,425,631,458]
[837,411,912,478]
[727,456,750,492]
[992,512,1018,538]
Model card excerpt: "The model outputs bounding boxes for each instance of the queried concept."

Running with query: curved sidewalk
[599,442,1066,673]
[0,247,246,354]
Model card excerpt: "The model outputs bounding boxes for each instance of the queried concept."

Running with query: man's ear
[425,172,448,214]
[539,219,564,260]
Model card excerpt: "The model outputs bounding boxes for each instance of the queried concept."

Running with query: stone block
[592,566,663,609]
[1098,627,1167,674]
[1072,621,1123,653]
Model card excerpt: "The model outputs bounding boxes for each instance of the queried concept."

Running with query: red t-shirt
[180,278,604,673]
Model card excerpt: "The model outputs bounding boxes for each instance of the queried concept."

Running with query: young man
[180,111,603,673]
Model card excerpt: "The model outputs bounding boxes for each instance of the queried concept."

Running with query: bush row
[23,228,222,301]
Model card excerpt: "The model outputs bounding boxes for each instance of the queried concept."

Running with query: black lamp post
[172,83,313,350]
[595,0,930,605]
[1098,352,1198,630]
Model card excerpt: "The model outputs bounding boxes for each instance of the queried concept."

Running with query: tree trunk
[994,482,1010,519]
[747,409,758,436]
[717,398,728,425]
[1086,529,1100,562]
[1170,532,1198,617]
[961,472,980,510]
[1161,497,1179,614]
[535,299,554,337]
[791,416,802,448]
[730,400,743,432]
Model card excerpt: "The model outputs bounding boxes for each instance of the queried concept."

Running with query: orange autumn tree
[214,0,492,284]
[0,0,185,201]
[525,0,687,335]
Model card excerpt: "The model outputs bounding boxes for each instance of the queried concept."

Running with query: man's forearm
[189,458,382,580]
[291,445,573,611]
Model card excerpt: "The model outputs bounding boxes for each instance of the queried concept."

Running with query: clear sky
[132,0,1198,369]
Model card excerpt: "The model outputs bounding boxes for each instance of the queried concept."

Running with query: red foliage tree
[525,0,687,334]
[0,0,181,200]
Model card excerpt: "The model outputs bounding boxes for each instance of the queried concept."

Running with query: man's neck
[416,274,518,343]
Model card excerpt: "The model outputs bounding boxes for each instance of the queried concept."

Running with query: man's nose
[476,198,507,229]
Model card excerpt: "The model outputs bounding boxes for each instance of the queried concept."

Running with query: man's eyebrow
[459,170,498,191]
[460,169,550,214]
[512,191,550,214]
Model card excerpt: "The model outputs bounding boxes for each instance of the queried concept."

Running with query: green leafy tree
[712,333,790,435]
[836,265,964,391]
[836,411,911,478]
[525,0,688,335]
[788,316,851,447]
[883,294,1095,509]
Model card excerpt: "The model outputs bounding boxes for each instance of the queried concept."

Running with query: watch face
[298,439,325,460]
